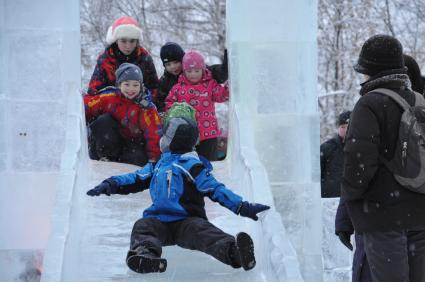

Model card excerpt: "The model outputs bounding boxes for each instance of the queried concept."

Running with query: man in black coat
[341,34,425,281]
[320,111,351,198]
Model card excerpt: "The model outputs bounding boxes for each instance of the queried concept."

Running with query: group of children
[84,16,270,274]
[85,16,228,165]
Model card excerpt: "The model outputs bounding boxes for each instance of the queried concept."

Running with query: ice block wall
[0,0,81,262]
[226,1,323,281]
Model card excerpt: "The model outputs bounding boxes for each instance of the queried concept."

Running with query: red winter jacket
[84,88,162,161]
[87,44,159,102]
[165,70,229,141]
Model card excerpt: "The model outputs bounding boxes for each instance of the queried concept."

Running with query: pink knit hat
[105,16,142,45]
[182,50,206,71]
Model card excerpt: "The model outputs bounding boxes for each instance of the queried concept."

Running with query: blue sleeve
[193,168,242,213]
[109,163,153,194]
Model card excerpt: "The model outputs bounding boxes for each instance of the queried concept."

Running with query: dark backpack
[374,88,425,193]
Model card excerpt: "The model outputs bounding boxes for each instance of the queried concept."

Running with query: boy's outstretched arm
[189,164,270,220]
[86,162,154,196]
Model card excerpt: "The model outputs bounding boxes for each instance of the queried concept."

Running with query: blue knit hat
[115,63,143,85]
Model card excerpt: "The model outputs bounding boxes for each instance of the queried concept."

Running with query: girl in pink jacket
[165,50,229,160]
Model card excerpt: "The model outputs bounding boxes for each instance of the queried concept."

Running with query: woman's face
[117,38,138,55]
[184,68,203,83]
[165,61,183,76]
[119,80,141,100]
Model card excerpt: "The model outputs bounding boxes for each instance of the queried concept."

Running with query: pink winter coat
[165,69,229,141]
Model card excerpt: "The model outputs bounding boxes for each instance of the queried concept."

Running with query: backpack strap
[373,88,411,110]
[413,91,425,107]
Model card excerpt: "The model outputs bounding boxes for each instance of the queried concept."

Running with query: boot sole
[126,255,167,273]
[236,232,256,270]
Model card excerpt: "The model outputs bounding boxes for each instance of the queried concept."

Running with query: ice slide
[1,0,354,281]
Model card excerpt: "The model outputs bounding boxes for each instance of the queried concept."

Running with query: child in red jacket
[84,63,161,166]
[165,50,229,161]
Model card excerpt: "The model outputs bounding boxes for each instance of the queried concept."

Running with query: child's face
[117,38,138,55]
[184,68,203,83]
[164,61,182,76]
[120,80,141,100]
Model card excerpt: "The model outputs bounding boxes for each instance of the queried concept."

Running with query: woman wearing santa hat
[87,16,159,106]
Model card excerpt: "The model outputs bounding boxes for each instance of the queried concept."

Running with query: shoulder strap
[413,91,425,107]
[373,88,411,111]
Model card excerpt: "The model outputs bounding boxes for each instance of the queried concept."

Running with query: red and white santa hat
[106,16,142,45]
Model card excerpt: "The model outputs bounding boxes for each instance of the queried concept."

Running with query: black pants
[129,217,239,267]
[352,234,372,282]
[363,230,425,282]
[196,138,218,161]
[88,114,148,166]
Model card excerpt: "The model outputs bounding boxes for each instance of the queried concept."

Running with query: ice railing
[41,91,88,282]
[229,104,303,281]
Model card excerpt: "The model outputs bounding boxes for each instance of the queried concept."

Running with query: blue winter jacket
[107,151,243,222]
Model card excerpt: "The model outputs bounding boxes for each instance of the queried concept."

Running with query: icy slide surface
[76,161,272,281]
[40,92,302,281]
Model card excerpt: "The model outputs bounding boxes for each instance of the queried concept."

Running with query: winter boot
[235,232,256,271]
[126,246,167,273]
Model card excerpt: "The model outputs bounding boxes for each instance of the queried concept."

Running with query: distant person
[87,16,159,106]
[341,34,425,281]
[320,111,351,198]
[157,42,228,113]
[165,50,229,161]
[86,116,270,274]
[84,63,161,166]
[403,54,425,95]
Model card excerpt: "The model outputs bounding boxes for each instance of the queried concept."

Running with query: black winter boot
[126,246,167,273]
[235,232,256,271]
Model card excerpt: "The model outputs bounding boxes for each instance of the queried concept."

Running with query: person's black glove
[336,231,353,251]
[238,201,270,221]
[86,179,117,196]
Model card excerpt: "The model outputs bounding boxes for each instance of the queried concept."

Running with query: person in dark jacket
[403,54,425,95]
[320,111,351,198]
[341,34,425,282]
[86,117,270,274]
[157,42,228,113]
[87,16,159,106]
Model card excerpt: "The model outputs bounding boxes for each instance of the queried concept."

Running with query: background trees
[80,0,425,141]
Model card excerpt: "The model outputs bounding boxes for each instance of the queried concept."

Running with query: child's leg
[173,217,243,268]
[127,218,170,273]
[129,217,169,256]
[88,113,122,160]
[196,138,218,161]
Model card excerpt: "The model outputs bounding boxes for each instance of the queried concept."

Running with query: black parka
[320,135,345,198]
[341,71,425,232]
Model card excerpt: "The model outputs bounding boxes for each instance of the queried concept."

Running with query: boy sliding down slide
[87,116,270,273]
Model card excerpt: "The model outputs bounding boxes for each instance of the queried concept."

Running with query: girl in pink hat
[165,50,229,161]
[87,16,159,107]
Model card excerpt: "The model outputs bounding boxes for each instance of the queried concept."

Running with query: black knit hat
[338,111,351,126]
[169,118,199,153]
[354,35,405,76]
[160,42,185,65]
